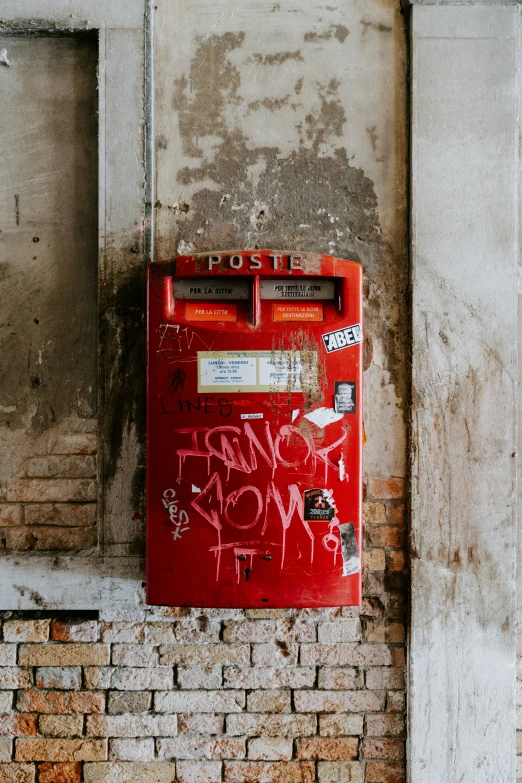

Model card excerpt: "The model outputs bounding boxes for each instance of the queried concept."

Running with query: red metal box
[146,251,363,607]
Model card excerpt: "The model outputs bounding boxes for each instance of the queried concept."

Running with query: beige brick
[84,667,173,691]
[366,669,405,690]
[247,739,292,761]
[0,716,38,737]
[7,479,96,503]
[101,624,146,643]
[0,646,17,666]
[18,690,104,715]
[251,644,299,666]
[363,503,387,525]
[84,763,176,783]
[364,550,386,572]
[25,505,96,528]
[155,690,244,714]
[365,715,404,737]
[300,644,392,666]
[0,505,21,527]
[296,738,358,760]
[0,739,11,763]
[52,434,97,455]
[19,645,109,667]
[25,455,96,479]
[36,668,82,690]
[317,668,362,690]
[367,478,404,500]
[0,764,35,783]
[364,621,386,644]
[38,762,82,783]
[386,692,405,713]
[142,623,176,644]
[317,621,361,644]
[109,739,155,762]
[159,645,249,666]
[177,761,221,783]
[223,621,275,643]
[177,667,222,689]
[111,645,157,667]
[224,667,315,690]
[5,527,96,551]
[0,695,12,712]
[362,739,404,760]
[0,669,33,689]
[172,620,221,644]
[227,715,315,738]
[15,739,107,762]
[245,610,290,620]
[294,690,383,713]
[156,737,245,761]
[39,716,84,738]
[4,621,50,643]
[247,691,291,713]
[317,761,364,783]
[108,692,152,715]
[86,715,177,738]
[388,552,406,573]
[319,715,364,737]
[223,761,315,783]
[178,715,225,735]
[365,762,405,782]
[366,528,404,549]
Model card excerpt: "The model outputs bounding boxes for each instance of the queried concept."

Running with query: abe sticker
[334,381,356,414]
[304,488,337,522]
[322,323,362,353]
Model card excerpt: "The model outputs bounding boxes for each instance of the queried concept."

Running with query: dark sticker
[304,488,337,522]
[334,382,356,414]
[322,323,362,353]
[339,522,361,576]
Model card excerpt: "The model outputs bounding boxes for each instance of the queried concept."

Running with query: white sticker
[259,356,302,390]
[199,356,256,388]
[304,407,344,429]
[322,323,362,353]
[197,351,318,393]
[241,413,264,420]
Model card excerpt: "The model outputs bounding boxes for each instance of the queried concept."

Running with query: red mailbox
[147,251,363,607]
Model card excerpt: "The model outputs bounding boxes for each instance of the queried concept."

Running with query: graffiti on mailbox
[173,420,350,579]
[162,488,190,541]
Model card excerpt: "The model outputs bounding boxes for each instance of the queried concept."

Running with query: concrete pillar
[410,5,518,781]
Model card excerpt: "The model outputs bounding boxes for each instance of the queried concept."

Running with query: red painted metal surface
[146,251,363,607]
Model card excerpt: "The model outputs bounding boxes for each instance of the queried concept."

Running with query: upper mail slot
[260,279,335,300]
[173,279,249,300]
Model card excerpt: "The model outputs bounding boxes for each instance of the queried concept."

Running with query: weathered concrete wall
[410,6,518,782]
[0,33,99,552]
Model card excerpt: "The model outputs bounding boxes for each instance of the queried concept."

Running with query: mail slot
[146,250,363,607]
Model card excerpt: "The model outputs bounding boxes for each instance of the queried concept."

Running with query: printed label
[273,304,323,322]
[334,382,356,414]
[199,356,256,389]
[241,413,263,420]
[261,280,335,300]
[174,279,249,300]
[322,323,362,353]
[304,488,337,522]
[198,351,318,394]
[186,303,237,321]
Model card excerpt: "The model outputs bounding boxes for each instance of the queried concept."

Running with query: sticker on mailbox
[304,488,337,522]
[198,351,318,394]
[186,303,237,321]
[322,324,362,353]
[334,382,356,414]
[273,304,323,322]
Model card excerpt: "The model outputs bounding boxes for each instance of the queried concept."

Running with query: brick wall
[0,422,97,553]
[0,480,406,783]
